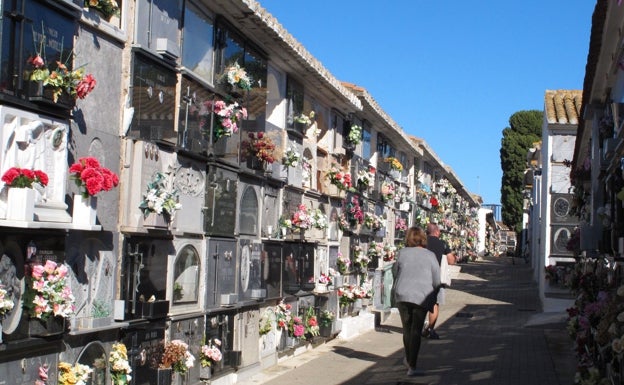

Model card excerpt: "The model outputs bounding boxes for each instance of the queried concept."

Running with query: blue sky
[257,1,595,205]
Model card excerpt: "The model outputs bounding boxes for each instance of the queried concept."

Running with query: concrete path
[236,256,576,385]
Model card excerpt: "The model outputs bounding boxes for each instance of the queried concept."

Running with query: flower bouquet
[367,241,384,262]
[319,310,335,328]
[220,62,253,91]
[338,286,355,307]
[207,100,247,141]
[242,132,277,164]
[311,208,328,230]
[318,273,332,286]
[282,147,301,168]
[293,111,314,125]
[1,167,48,188]
[275,299,292,331]
[343,196,364,229]
[279,216,292,233]
[26,260,75,320]
[69,157,119,198]
[356,166,375,190]
[27,24,96,103]
[139,171,181,221]
[395,217,408,235]
[326,164,352,191]
[0,282,15,317]
[383,244,397,262]
[291,204,313,231]
[200,338,223,368]
[384,156,403,172]
[58,362,92,385]
[363,212,383,231]
[160,340,195,374]
[288,315,305,339]
[86,0,120,20]
[304,307,319,338]
[353,245,370,269]
[380,181,395,202]
[336,251,351,274]
[109,342,132,385]
[347,124,362,145]
[259,309,274,336]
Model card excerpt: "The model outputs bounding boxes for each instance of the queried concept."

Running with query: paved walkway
[237,256,576,385]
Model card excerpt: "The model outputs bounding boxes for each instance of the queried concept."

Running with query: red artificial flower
[69,157,119,197]
[1,167,48,188]
[76,74,96,99]
[430,197,439,207]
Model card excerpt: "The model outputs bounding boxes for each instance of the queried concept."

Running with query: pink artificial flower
[31,264,45,280]
[43,260,57,274]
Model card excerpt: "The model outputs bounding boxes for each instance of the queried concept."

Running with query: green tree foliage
[500,110,542,235]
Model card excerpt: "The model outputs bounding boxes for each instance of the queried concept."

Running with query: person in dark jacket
[424,222,456,339]
[392,226,441,376]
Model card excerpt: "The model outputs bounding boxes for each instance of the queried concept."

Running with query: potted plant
[1,167,48,221]
[109,342,132,385]
[69,157,119,225]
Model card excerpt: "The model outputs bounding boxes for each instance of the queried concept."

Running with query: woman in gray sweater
[392,226,441,376]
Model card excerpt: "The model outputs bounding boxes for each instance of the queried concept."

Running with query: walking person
[424,223,456,339]
[392,226,441,376]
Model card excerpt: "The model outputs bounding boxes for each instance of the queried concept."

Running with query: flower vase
[315,283,328,293]
[389,169,401,180]
[29,316,65,337]
[72,194,97,225]
[320,324,332,337]
[157,368,173,385]
[247,157,266,171]
[199,366,212,380]
[6,188,35,221]
[28,80,74,109]
[143,213,168,229]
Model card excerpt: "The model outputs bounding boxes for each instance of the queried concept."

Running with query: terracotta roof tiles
[544,90,583,125]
